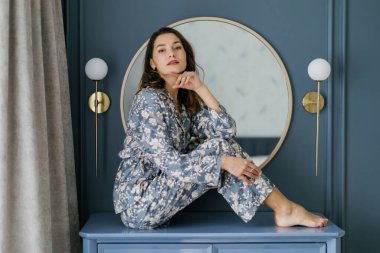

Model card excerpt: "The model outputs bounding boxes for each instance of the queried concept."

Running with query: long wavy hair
[137,27,202,115]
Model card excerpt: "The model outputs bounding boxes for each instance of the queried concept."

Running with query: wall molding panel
[326,0,347,250]
[326,0,347,229]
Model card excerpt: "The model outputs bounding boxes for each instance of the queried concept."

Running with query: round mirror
[120,17,292,169]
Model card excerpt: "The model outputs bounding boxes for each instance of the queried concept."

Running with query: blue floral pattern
[113,87,274,229]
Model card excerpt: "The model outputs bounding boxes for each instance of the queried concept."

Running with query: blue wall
[346,0,380,252]
[64,0,380,252]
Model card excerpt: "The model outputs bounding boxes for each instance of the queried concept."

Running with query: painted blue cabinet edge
[79,211,345,241]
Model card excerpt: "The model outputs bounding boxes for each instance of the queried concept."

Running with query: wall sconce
[85,58,111,177]
[302,58,331,176]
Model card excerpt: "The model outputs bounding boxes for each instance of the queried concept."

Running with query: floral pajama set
[113,87,275,229]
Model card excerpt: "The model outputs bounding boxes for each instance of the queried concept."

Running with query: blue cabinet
[98,244,213,253]
[80,212,344,253]
[214,244,326,253]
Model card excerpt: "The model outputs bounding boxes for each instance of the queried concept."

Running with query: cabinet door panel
[214,243,326,253]
[98,244,212,253]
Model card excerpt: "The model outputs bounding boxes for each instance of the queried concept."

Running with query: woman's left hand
[171,71,204,91]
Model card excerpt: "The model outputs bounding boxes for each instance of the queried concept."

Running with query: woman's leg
[217,138,328,228]
[212,138,275,222]
[120,171,212,229]
[120,138,240,229]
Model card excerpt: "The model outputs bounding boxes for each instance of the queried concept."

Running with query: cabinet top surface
[80,212,345,240]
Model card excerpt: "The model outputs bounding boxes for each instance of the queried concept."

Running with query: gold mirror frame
[120,17,293,169]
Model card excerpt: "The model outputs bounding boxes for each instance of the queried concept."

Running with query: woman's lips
[167,60,179,65]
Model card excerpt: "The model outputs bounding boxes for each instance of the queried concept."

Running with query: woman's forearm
[194,84,221,113]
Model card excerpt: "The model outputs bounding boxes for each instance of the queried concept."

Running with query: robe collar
[160,88,186,131]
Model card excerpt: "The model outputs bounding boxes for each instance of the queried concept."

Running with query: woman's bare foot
[264,187,328,228]
[274,201,328,228]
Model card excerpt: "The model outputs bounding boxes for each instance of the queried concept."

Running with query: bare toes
[319,218,328,227]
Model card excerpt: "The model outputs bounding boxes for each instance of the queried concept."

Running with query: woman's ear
[150,59,156,70]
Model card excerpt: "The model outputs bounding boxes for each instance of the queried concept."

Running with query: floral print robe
[113,87,274,229]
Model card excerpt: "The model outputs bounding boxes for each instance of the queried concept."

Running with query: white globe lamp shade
[85,58,108,80]
[307,58,331,81]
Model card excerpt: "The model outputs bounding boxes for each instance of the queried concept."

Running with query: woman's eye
[175,46,182,50]
[158,49,165,53]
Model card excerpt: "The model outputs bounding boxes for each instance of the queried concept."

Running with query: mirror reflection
[121,17,292,168]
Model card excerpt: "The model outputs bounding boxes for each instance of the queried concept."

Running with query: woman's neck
[164,84,178,103]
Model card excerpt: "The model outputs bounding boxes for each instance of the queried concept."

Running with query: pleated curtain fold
[0,0,80,252]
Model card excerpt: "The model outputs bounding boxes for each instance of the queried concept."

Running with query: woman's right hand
[221,156,261,184]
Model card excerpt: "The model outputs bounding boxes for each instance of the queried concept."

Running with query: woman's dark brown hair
[137,27,202,115]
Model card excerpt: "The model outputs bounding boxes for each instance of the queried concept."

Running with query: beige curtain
[0,0,80,252]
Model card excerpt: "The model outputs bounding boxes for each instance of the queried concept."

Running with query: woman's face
[150,33,187,77]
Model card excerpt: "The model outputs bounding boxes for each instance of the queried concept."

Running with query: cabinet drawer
[214,243,326,253]
[98,244,212,253]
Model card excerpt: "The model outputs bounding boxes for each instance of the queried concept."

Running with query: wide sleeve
[130,89,222,187]
[191,102,237,140]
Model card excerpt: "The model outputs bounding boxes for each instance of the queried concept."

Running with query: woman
[113,27,328,229]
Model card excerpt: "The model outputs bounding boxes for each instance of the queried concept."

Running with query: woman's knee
[204,137,249,158]
[200,138,235,155]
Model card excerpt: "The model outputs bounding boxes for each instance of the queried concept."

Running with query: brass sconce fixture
[302,58,331,176]
[85,58,111,177]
